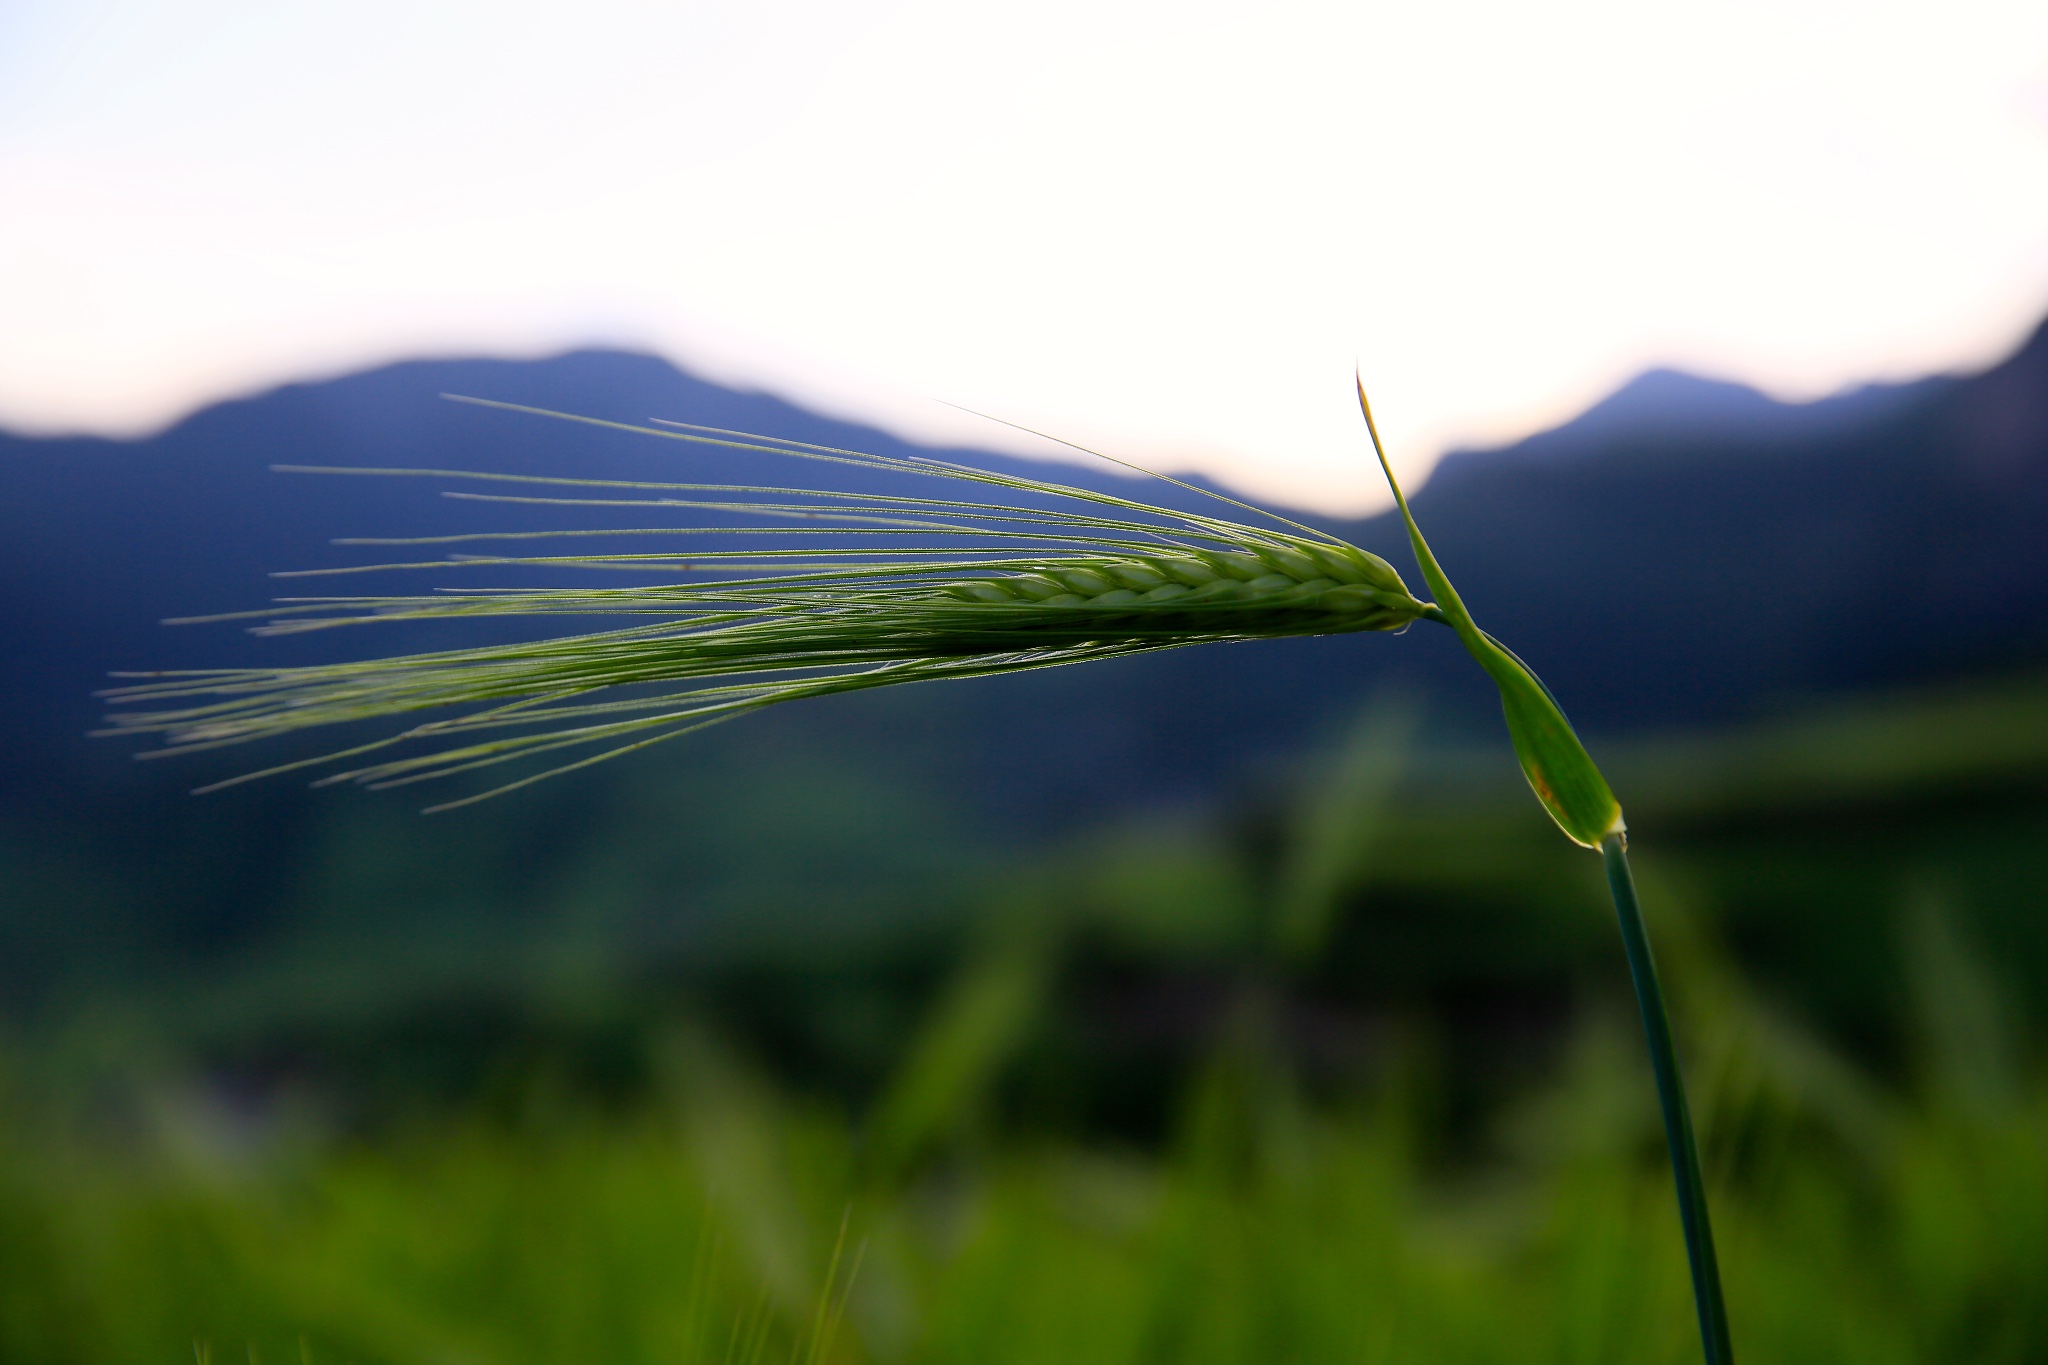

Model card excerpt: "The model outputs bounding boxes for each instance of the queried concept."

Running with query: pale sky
[4,0,2046,511]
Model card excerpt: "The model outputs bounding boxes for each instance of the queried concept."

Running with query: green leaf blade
[1480,637,1623,847]
[1356,378,1623,848]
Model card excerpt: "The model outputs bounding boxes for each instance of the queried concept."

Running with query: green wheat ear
[99,398,1437,809]
[1354,377,1622,848]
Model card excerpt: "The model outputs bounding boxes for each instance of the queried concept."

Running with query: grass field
[3,675,2045,1363]
[5,960,2043,1364]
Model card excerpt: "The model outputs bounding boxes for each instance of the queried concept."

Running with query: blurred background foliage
[2,324,2046,1361]
[1,671,2044,1363]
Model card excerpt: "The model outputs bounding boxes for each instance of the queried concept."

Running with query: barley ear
[1355,376,1623,848]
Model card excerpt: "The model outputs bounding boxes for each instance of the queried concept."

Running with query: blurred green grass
[3,672,2046,1362]
[3,930,2042,1364]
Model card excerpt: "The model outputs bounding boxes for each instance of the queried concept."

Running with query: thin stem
[1602,832,1734,1365]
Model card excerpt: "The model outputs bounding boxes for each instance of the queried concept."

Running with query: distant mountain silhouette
[3,317,2045,819]
[1515,367,1945,452]
[1403,318,2048,730]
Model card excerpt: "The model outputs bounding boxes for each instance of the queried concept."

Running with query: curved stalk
[1602,833,1733,1365]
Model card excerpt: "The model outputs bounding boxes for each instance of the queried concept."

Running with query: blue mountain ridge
[2,317,2044,823]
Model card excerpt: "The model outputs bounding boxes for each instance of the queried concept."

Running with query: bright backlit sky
[4,0,2046,510]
